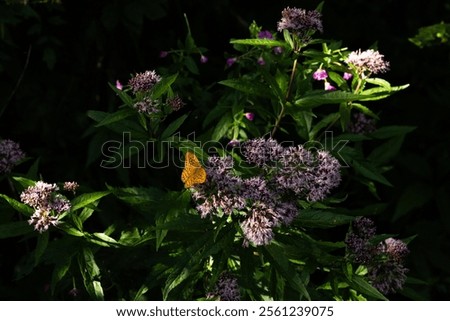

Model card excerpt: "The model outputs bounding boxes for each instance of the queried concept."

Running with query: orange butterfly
[181,151,207,188]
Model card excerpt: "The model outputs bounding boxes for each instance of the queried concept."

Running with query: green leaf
[108,82,134,107]
[12,176,36,189]
[57,223,85,237]
[152,73,178,99]
[211,112,233,141]
[78,247,104,300]
[160,114,188,139]
[352,160,393,187]
[296,210,354,228]
[310,112,340,140]
[368,135,405,164]
[34,232,49,267]
[359,84,409,101]
[51,257,72,295]
[230,38,287,47]
[369,125,416,139]
[345,273,387,301]
[365,77,391,89]
[94,108,136,127]
[0,193,34,216]
[70,191,111,212]
[294,90,375,109]
[219,79,273,99]
[393,183,434,221]
[0,221,33,239]
[264,242,311,300]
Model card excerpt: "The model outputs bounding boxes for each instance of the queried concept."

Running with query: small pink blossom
[244,112,255,121]
[226,57,237,67]
[257,57,265,65]
[273,46,283,55]
[200,55,208,64]
[313,69,328,81]
[115,80,123,90]
[343,72,353,80]
[324,82,336,91]
[159,51,168,58]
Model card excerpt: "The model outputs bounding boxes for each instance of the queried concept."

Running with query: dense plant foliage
[1,0,449,300]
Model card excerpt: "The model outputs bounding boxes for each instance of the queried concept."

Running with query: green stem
[271,58,298,137]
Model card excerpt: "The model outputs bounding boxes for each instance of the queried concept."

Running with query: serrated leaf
[108,82,134,107]
[219,79,273,99]
[70,191,111,212]
[151,73,178,99]
[12,176,36,189]
[78,247,104,300]
[294,90,375,109]
[365,77,391,89]
[57,223,85,237]
[51,257,72,295]
[230,38,286,47]
[264,242,311,300]
[359,84,409,101]
[297,210,354,228]
[345,274,387,301]
[34,232,49,267]
[393,183,433,221]
[0,221,33,239]
[310,112,340,140]
[94,108,136,127]
[352,160,393,187]
[0,193,34,216]
[160,114,188,139]
[369,125,416,139]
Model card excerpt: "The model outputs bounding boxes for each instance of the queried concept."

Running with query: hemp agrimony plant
[0,4,413,300]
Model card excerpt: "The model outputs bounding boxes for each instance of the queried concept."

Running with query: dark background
[1,0,449,300]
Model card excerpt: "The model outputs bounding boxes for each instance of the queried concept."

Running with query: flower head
[28,209,59,233]
[63,181,79,194]
[324,82,336,91]
[22,181,72,232]
[226,57,237,67]
[258,30,273,39]
[277,7,323,35]
[273,46,283,55]
[115,80,123,90]
[346,49,390,75]
[343,72,353,80]
[166,95,185,111]
[209,273,240,301]
[313,69,328,81]
[128,70,161,93]
[0,139,25,174]
[347,112,376,134]
[241,137,283,167]
[133,97,160,115]
[244,112,255,121]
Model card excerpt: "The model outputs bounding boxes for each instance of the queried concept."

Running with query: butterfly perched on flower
[181,151,207,188]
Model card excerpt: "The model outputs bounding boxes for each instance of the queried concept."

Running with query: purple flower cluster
[208,273,240,301]
[133,97,160,115]
[347,112,376,134]
[128,70,161,93]
[191,138,341,246]
[21,181,73,233]
[166,95,186,111]
[63,181,79,194]
[0,139,25,174]
[346,49,390,75]
[345,217,409,294]
[243,139,341,202]
[277,7,323,35]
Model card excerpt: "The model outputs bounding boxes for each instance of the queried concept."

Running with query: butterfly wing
[181,151,207,188]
